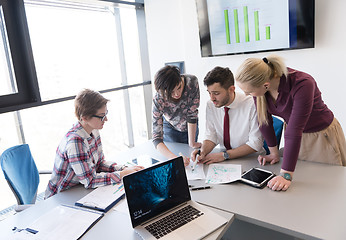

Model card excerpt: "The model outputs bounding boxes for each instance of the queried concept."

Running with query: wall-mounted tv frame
[196,0,315,57]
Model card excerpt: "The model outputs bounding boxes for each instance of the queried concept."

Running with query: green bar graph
[223,6,271,44]
[224,10,231,44]
[266,26,271,39]
[243,6,250,42]
[233,9,240,43]
[254,11,260,41]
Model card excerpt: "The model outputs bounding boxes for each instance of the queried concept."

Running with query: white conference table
[1,141,345,240]
[0,142,234,240]
[111,141,346,240]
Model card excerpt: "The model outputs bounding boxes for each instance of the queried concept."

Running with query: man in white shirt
[191,66,263,164]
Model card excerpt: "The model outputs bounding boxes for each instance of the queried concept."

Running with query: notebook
[123,156,228,240]
[75,183,125,212]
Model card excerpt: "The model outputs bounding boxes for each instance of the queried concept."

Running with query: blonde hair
[235,54,287,126]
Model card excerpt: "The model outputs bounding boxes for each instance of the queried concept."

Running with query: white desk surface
[1,141,345,240]
[113,141,346,240]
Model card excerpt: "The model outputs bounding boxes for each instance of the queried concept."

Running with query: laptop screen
[123,156,191,228]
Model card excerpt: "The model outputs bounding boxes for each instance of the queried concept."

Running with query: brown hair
[203,66,234,89]
[74,89,109,120]
[154,65,182,102]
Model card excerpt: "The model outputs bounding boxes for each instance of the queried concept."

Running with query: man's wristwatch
[280,172,292,181]
[223,150,230,160]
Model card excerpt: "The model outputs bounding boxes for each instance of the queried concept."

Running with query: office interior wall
[144,0,346,140]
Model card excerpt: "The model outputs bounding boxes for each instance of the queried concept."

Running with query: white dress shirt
[204,92,264,151]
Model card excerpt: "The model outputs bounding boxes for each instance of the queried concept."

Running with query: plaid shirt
[45,122,121,198]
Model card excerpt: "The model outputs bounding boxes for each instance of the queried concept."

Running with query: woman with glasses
[152,65,201,164]
[45,89,143,198]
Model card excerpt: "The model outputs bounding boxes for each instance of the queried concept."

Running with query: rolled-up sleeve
[152,95,164,147]
[187,77,200,124]
[204,101,218,145]
[246,104,264,151]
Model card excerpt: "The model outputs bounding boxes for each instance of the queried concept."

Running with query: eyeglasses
[92,110,108,122]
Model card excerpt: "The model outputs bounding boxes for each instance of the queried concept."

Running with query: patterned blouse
[45,122,122,198]
[152,74,200,147]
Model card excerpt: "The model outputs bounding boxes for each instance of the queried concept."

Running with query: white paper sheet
[185,161,206,180]
[205,164,242,184]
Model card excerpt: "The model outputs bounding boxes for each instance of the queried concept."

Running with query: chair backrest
[263,116,284,155]
[0,144,39,205]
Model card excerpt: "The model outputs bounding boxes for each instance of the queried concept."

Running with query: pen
[192,154,199,172]
[190,186,211,191]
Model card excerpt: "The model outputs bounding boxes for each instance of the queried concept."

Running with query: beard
[214,94,230,108]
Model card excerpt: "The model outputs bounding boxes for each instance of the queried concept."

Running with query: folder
[75,182,125,212]
[13,205,104,240]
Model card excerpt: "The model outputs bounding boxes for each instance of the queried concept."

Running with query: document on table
[75,182,125,212]
[205,164,242,184]
[13,205,103,240]
[185,160,206,180]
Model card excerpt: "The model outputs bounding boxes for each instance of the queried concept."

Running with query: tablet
[241,167,275,188]
[132,155,159,168]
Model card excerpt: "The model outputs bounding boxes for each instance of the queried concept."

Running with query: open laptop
[123,156,228,240]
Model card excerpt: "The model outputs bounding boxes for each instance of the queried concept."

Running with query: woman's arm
[156,142,177,159]
[188,122,201,148]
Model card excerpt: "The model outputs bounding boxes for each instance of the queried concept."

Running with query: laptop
[123,156,228,240]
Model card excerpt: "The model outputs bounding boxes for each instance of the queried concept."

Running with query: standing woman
[235,55,346,191]
[152,65,201,162]
[45,89,143,198]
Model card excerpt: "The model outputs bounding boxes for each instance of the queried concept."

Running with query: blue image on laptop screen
[124,157,190,227]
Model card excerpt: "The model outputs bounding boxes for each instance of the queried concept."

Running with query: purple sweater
[258,68,334,171]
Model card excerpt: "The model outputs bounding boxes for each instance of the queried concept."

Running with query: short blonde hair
[74,89,109,120]
[235,54,287,126]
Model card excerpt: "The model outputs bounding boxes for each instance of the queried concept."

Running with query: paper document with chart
[75,182,125,212]
[206,164,242,184]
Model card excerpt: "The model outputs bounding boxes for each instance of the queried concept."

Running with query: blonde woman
[235,55,346,191]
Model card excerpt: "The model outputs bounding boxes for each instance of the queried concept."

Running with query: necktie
[223,107,231,150]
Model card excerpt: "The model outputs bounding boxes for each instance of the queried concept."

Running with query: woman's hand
[258,152,280,166]
[267,175,291,191]
[119,166,144,178]
[179,154,190,167]
[190,142,202,149]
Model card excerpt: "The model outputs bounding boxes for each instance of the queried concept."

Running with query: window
[0,0,152,210]
[0,7,17,96]
[0,0,40,112]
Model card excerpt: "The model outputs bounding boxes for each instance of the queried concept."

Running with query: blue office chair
[0,144,50,211]
[263,116,284,155]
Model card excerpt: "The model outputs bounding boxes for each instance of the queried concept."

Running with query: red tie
[223,107,231,150]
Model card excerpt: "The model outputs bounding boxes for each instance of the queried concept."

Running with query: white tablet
[241,167,275,188]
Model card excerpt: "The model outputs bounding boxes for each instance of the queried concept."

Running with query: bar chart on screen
[206,0,290,55]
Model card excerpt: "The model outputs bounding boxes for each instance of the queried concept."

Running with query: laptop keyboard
[145,205,204,239]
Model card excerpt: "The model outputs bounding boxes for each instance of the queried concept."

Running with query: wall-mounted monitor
[196,0,315,57]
